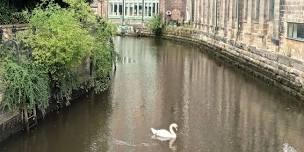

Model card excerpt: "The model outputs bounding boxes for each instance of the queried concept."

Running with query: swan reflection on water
[151,135,177,151]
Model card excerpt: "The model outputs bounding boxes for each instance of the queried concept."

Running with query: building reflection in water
[110,37,304,152]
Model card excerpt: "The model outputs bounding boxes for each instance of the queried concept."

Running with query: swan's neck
[169,125,176,137]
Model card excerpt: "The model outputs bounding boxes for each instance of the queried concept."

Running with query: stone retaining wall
[0,112,22,143]
[162,27,304,100]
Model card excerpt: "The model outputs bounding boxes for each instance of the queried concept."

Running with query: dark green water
[0,37,303,152]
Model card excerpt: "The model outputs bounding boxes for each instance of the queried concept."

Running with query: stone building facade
[281,0,304,60]
[180,0,304,61]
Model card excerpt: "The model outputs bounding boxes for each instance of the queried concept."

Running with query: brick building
[159,0,189,22]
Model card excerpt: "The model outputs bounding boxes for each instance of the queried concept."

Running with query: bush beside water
[0,0,116,113]
[147,15,164,36]
[0,1,28,25]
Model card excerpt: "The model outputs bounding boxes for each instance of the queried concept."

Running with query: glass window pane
[255,0,260,21]
[135,4,137,15]
[139,4,142,15]
[293,24,298,38]
[114,4,118,15]
[149,3,152,16]
[130,3,133,16]
[288,23,294,38]
[297,24,304,39]
[269,0,275,20]
[119,3,122,15]
[153,3,155,14]
[125,3,128,15]
[145,3,148,16]
[110,3,113,15]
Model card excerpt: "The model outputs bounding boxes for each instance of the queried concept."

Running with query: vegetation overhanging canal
[0,0,116,126]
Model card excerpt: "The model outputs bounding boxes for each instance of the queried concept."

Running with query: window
[145,3,148,16]
[287,23,304,40]
[152,3,155,14]
[119,3,123,15]
[139,4,142,15]
[299,24,304,38]
[244,0,248,21]
[130,3,133,16]
[148,3,152,16]
[125,3,128,15]
[114,3,118,15]
[233,0,237,21]
[109,3,113,15]
[255,0,260,21]
[269,0,275,20]
[134,4,138,15]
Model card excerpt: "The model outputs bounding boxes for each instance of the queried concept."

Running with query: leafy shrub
[0,0,115,113]
[19,2,83,101]
[0,1,29,24]
[15,0,115,104]
[147,15,163,36]
[1,60,49,113]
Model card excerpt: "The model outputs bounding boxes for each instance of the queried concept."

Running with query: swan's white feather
[151,128,175,138]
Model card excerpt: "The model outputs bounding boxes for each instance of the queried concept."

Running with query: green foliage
[90,42,113,93]
[0,1,29,24]
[15,0,115,104]
[147,15,163,36]
[93,20,114,72]
[23,3,94,69]
[65,0,96,26]
[19,2,80,101]
[0,0,115,113]
[1,60,49,113]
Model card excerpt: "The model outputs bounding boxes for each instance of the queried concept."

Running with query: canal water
[1,37,304,152]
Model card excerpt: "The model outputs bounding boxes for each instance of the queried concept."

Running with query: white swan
[151,123,178,138]
[283,143,297,152]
